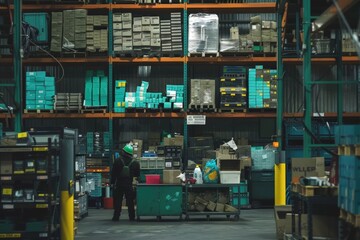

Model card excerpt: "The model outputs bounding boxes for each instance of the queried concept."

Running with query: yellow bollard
[274,163,286,206]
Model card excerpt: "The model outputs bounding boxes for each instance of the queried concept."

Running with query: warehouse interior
[0,0,359,239]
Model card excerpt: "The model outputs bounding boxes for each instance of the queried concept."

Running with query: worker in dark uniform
[111,143,140,221]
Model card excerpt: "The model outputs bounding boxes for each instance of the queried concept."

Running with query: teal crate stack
[25,71,55,110]
[339,155,360,214]
[231,180,250,208]
[166,84,184,109]
[337,124,360,215]
[248,65,277,109]
[123,81,184,110]
[114,80,126,113]
[84,70,108,108]
[86,131,110,154]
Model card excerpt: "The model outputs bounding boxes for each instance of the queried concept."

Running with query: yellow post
[61,191,74,240]
[274,163,286,205]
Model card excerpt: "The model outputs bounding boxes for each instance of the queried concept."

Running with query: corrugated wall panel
[284,64,359,113]
[0,66,16,106]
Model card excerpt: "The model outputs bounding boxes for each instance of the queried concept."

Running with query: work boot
[112,215,120,221]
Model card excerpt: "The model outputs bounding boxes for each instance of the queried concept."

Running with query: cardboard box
[284,213,338,238]
[240,156,252,171]
[274,205,292,239]
[0,155,12,175]
[163,135,184,148]
[291,157,325,183]
[163,169,181,184]
[215,203,225,212]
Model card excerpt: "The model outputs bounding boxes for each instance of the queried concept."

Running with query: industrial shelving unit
[0,142,61,239]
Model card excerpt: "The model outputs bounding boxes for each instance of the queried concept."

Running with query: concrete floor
[76,208,277,240]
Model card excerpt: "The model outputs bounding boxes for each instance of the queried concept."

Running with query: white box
[151,25,160,33]
[142,25,151,32]
[133,17,142,25]
[122,29,132,37]
[114,37,123,44]
[133,24,142,32]
[151,32,160,39]
[150,16,160,25]
[113,23,122,30]
[142,16,151,25]
[113,14,122,22]
[142,38,151,46]
[114,45,122,51]
[133,32,142,40]
[122,13,132,22]
[122,21,132,29]
[113,30,122,37]
[220,171,241,184]
[133,39,142,46]
[150,38,161,47]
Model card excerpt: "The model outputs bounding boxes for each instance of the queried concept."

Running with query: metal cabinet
[136,184,183,220]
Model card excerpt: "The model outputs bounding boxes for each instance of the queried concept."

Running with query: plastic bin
[220,171,241,184]
[145,174,161,184]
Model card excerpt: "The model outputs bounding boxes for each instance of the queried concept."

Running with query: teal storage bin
[23,13,49,43]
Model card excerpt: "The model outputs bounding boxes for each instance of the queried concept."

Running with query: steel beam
[13,0,22,132]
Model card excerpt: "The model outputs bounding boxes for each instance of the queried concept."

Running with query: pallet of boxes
[162,135,183,184]
[281,156,339,239]
[336,125,360,240]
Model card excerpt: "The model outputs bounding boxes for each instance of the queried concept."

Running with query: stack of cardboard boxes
[50,12,63,52]
[87,15,108,53]
[189,79,216,108]
[133,16,161,54]
[113,13,132,53]
[25,71,55,111]
[248,65,277,109]
[261,20,277,53]
[63,9,87,50]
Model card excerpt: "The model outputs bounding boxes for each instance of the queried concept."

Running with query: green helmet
[123,143,133,155]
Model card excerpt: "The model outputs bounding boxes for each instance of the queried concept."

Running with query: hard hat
[123,143,133,155]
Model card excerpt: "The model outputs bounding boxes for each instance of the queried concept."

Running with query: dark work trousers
[113,185,135,220]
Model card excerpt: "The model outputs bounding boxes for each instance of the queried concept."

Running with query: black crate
[188,137,214,148]
[13,160,24,174]
[36,159,48,174]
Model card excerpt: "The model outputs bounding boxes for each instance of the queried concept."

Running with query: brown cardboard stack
[63,10,75,48]
[291,157,325,183]
[74,9,87,49]
[261,20,277,53]
[274,205,292,239]
[87,15,108,53]
[132,139,143,159]
[163,169,181,184]
[50,12,63,52]
[163,135,184,148]
[113,13,132,52]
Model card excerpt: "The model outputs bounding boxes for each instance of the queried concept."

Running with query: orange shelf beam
[187,3,276,13]
[0,113,13,119]
[188,56,277,64]
[111,3,184,10]
[194,112,276,118]
[3,4,110,11]
[111,57,185,63]
[284,112,360,118]
[23,113,111,119]
[284,56,360,64]
[111,112,185,118]
[0,57,110,64]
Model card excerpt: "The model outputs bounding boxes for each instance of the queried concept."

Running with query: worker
[111,142,140,221]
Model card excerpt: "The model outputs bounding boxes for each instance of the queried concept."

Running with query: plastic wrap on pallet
[189,79,216,107]
[188,13,219,54]
[251,148,276,170]
[220,39,240,52]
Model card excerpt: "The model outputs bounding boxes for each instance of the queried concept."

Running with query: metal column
[275,6,286,206]
[60,136,75,240]
[183,5,188,168]
[13,0,22,132]
[302,0,312,157]
[336,30,343,124]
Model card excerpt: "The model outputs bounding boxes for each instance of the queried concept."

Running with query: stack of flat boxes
[250,19,262,52]
[170,12,182,53]
[75,9,87,49]
[125,81,148,109]
[165,85,184,110]
[145,92,163,109]
[189,79,216,108]
[133,16,161,54]
[219,66,247,110]
[87,132,110,154]
[248,65,277,109]
[63,10,75,49]
[26,71,55,110]
[342,32,358,53]
[87,15,108,53]
[114,80,126,113]
[337,125,360,214]
[113,13,132,52]
[113,13,122,52]
[160,19,172,53]
[84,70,108,108]
[261,20,277,53]
[50,12,63,52]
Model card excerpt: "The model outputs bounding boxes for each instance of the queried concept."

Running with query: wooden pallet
[188,52,219,58]
[218,108,247,113]
[338,145,360,156]
[24,109,54,114]
[340,208,360,228]
[292,184,338,197]
[188,104,217,113]
[54,108,82,113]
[80,108,107,114]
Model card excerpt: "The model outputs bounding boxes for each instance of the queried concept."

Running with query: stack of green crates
[26,71,55,110]
[114,80,126,113]
[248,65,277,109]
[84,70,108,108]
[86,131,110,154]
[86,132,94,153]
[165,85,184,109]
[145,92,163,109]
